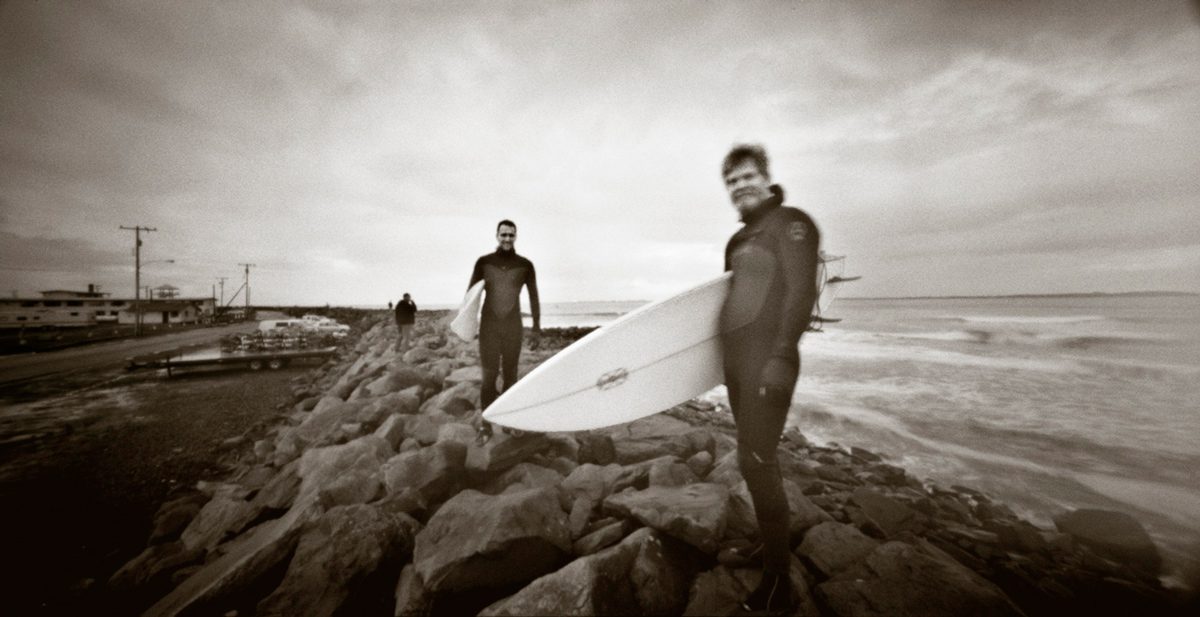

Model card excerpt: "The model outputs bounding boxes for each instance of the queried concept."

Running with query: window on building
[67,301,83,307]
[171,311,179,317]
[111,301,125,307]
[44,301,62,307]
[70,312,79,316]
[17,316,27,321]
[20,301,39,307]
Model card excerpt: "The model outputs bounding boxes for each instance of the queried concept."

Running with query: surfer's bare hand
[528,330,541,350]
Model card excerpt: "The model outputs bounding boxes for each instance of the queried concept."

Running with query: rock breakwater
[112,313,1190,616]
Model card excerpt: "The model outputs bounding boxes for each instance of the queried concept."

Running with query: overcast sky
[2,0,1198,306]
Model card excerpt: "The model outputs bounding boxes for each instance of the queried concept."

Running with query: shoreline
[101,312,1196,615]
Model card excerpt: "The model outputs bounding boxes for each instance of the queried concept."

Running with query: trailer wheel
[249,359,264,371]
[268,358,285,370]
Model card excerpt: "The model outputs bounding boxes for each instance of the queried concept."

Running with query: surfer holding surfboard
[721,144,820,615]
[468,219,541,443]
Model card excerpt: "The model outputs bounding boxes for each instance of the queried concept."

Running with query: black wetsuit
[720,185,820,576]
[469,249,540,408]
[394,299,416,325]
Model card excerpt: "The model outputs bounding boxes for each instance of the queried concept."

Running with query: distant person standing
[470,219,540,442]
[394,293,417,354]
[720,144,820,615]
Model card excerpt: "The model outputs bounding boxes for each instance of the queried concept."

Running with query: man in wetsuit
[394,293,416,353]
[469,219,540,441]
[720,144,820,615]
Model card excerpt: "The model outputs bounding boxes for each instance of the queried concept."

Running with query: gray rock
[414,487,571,593]
[250,460,300,511]
[317,468,382,508]
[481,528,697,616]
[817,539,1024,617]
[381,441,467,508]
[149,493,209,544]
[479,528,648,616]
[648,456,699,487]
[297,435,393,501]
[108,540,205,592]
[374,414,407,450]
[796,521,880,578]
[144,499,323,617]
[576,432,616,465]
[393,564,430,617]
[419,381,478,417]
[257,505,420,617]
[851,487,919,537]
[630,529,703,615]
[444,366,482,388]
[466,431,551,475]
[180,494,257,552]
[561,463,625,504]
[481,462,564,496]
[573,519,635,556]
[603,483,729,553]
[435,422,477,448]
[685,450,714,478]
[1053,508,1161,573]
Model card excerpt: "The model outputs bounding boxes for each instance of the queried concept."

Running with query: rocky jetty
[111,313,1190,616]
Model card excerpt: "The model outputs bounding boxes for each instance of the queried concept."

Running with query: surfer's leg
[499,319,522,393]
[479,320,502,409]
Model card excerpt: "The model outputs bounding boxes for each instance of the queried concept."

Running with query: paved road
[0,323,257,390]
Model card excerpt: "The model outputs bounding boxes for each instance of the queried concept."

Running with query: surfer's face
[496,225,516,251]
[724,159,772,220]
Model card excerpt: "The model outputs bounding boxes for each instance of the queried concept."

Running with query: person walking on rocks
[394,292,417,354]
[719,144,820,615]
[469,219,541,442]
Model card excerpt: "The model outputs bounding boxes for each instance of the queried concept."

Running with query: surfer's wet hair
[722,144,770,179]
[497,219,517,233]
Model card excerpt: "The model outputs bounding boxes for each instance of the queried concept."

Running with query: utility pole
[238,263,256,317]
[119,225,156,336]
[216,277,227,307]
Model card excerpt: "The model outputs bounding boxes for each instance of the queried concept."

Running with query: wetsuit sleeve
[771,211,820,359]
[525,259,541,331]
[724,237,734,272]
[469,257,485,290]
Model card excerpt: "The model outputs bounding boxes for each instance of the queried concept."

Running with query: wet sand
[0,364,306,615]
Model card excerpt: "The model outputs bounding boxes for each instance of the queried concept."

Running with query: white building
[0,286,216,329]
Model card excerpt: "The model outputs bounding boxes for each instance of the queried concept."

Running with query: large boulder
[256,505,420,617]
[297,435,393,501]
[1053,508,1162,573]
[179,494,258,552]
[414,487,571,594]
[796,521,880,578]
[684,558,820,617]
[380,441,468,509]
[600,414,699,464]
[480,528,699,616]
[851,487,920,537]
[143,499,323,617]
[466,432,552,476]
[602,483,729,553]
[419,381,478,417]
[561,463,626,505]
[816,539,1024,617]
[481,462,564,495]
[108,540,205,594]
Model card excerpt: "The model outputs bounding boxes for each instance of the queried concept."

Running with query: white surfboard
[482,256,857,432]
[450,281,485,341]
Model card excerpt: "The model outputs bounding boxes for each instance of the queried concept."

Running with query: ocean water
[543,294,1200,575]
